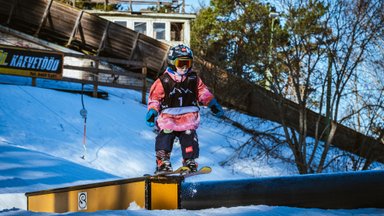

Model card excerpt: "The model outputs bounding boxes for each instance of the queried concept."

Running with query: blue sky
[185,0,210,13]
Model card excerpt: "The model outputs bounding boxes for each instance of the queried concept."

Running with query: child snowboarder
[146,44,224,174]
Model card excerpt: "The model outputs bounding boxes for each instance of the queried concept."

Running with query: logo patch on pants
[186,146,193,153]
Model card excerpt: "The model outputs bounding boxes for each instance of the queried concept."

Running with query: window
[171,22,184,42]
[153,22,165,40]
[134,22,147,34]
[114,21,127,27]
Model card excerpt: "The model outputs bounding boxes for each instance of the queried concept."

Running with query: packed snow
[0,75,383,215]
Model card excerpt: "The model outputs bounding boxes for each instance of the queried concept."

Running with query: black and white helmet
[168,44,193,71]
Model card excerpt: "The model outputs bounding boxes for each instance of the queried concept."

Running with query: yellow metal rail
[26,176,182,213]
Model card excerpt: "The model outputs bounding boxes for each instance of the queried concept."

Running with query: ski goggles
[173,58,193,68]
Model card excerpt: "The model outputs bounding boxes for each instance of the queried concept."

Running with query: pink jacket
[148,69,214,131]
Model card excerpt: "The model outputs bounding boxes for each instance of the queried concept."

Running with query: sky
[185,0,210,13]
[0,74,384,215]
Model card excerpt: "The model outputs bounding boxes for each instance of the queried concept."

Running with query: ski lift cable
[13,82,93,159]
[15,84,81,132]
[2,75,121,163]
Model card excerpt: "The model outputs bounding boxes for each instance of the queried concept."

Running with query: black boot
[155,150,172,174]
[183,158,198,173]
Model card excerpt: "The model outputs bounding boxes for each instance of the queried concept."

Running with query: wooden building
[90,11,195,46]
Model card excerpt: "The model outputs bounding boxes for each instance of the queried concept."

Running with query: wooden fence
[62,52,149,103]
[0,0,170,78]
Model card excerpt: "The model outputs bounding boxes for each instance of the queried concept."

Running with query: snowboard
[153,166,191,176]
[182,166,212,178]
[145,166,212,178]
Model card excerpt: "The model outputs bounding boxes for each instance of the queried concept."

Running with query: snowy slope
[0,75,383,215]
[0,75,285,181]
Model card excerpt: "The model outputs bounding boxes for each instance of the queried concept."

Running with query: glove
[208,98,224,118]
[146,109,158,127]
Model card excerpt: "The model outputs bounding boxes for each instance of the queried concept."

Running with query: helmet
[167,44,193,75]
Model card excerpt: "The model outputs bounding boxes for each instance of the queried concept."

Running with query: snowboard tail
[183,166,212,178]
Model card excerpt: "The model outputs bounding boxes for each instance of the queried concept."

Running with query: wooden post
[128,32,140,61]
[104,0,108,11]
[97,22,110,56]
[141,65,147,104]
[35,0,53,37]
[160,46,171,71]
[7,0,18,25]
[182,0,185,13]
[31,77,36,87]
[93,60,99,98]
[67,10,84,47]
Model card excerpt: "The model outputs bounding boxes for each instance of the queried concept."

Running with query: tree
[270,0,331,174]
[266,0,383,173]
[192,0,384,174]
[191,0,273,79]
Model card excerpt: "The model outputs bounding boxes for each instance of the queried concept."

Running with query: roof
[87,10,196,19]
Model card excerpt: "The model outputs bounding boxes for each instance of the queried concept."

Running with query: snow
[0,74,383,215]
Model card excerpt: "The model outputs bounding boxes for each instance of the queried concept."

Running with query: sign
[78,191,87,211]
[0,45,63,79]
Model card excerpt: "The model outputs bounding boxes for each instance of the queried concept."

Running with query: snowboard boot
[183,158,198,173]
[155,150,172,174]
[156,158,172,174]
